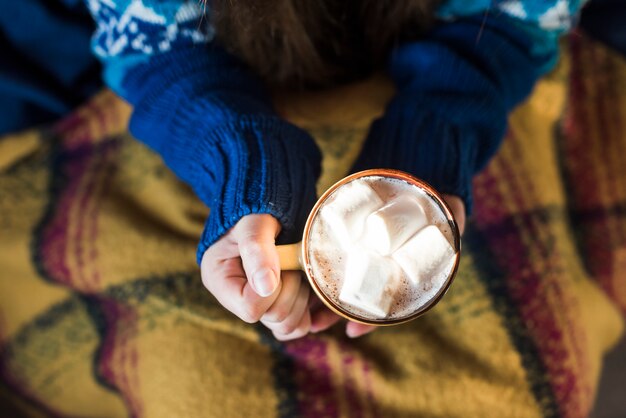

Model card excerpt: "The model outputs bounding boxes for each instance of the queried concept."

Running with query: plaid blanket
[1,34,624,418]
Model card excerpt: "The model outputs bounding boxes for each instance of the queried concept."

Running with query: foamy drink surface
[306,175,457,322]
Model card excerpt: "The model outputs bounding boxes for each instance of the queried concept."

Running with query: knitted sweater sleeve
[352,1,584,212]
[85,0,322,263]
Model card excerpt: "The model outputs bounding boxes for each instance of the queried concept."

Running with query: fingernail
[346,325,364,339]
[252,268,278,297]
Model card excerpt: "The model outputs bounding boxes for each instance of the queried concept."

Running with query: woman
[76,0,585,341]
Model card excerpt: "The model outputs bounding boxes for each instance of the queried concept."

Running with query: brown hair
[210,0,441,88]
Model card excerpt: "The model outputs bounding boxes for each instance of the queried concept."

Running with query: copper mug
[276,169,461,326]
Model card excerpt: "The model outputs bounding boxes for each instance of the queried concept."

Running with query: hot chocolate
[305,175,457,322]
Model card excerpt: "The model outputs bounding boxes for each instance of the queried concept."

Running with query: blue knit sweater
[81,0,581,263]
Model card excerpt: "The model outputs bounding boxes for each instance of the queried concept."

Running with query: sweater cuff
[119,47,321,264]
[351,94,484,213]
[352,13,551,214]
[196,116,321,264]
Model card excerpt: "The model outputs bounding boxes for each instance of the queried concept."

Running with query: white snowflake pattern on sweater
[87,0,214,59]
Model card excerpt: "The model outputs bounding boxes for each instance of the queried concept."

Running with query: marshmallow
[362,195,428,255]
[339,249,402,318]
[392,225,455,286]
[320,181,384,249]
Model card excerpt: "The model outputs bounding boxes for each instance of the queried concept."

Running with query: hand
[200,212,372,340]
[200,214,312,341]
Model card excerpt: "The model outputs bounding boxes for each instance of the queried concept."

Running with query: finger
[261,271,301,323]
[306,288,342,333]
[235,215,282,297]
[442,194,466,235]
[345,321,377,338]
[310,308,342,333]
[262,277,310,336]
[273,309,312,341]
[201,254,280,324]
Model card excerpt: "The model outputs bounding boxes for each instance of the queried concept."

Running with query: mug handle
[276,242,303,271]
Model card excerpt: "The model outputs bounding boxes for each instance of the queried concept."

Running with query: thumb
[235,214,282,297]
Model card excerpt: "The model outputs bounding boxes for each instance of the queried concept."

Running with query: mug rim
[301,169,461,326]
